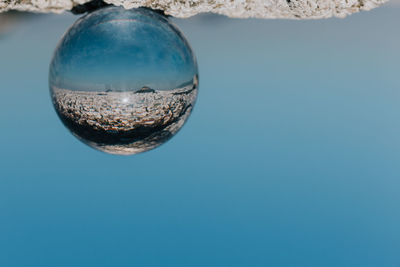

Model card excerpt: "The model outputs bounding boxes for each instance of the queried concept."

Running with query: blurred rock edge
[0,0,389,19]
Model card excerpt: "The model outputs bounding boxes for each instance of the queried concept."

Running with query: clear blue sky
[50,7,197,91]
[1,6,400,266]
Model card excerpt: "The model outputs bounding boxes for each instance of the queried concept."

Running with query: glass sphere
[49,6,198,155]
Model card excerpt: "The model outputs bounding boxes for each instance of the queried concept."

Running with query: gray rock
[0,0,389,19]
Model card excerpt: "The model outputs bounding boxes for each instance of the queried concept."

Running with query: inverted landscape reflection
[49,6,199,155]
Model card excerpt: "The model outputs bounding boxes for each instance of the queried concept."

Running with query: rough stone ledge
[0,0,389,19]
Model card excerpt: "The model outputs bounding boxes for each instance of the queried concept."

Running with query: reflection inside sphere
[49,6,198,155]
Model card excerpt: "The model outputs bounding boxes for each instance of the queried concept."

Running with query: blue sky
[1,5,400,266]
[50,7,197,91]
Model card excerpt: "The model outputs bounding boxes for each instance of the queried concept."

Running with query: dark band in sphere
[49,6,199,155]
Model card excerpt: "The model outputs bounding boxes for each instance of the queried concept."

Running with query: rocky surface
[0,0,389,19]
[52,86,197,155]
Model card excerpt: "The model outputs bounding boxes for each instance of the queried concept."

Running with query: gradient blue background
[1,5,400,266]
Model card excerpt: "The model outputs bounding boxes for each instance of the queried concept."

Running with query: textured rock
[0,0,389,19]
[51,86,198,155]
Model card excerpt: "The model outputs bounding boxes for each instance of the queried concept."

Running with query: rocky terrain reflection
[49,7,198,155]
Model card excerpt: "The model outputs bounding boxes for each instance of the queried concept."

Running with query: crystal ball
[49,6,198,155]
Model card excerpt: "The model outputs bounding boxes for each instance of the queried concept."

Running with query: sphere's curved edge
[0,0,390,19]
